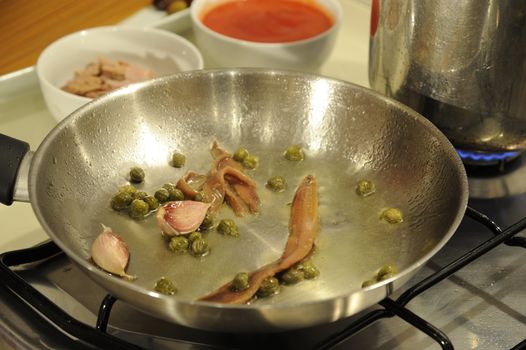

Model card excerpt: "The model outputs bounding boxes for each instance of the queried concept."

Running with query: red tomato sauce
[201,0,334,43]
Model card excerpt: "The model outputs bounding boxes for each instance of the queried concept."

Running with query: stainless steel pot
[0,69,468,332]
[369,0,526,152]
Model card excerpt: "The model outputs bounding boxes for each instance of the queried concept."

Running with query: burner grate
[0,207,525,350]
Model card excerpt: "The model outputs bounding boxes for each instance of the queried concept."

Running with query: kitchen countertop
[0,0,152,76]
[0,0,372,252]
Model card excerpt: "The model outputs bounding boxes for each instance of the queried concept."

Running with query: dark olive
[301,260,320,279]
[380,208,403,224]
[163,183,184,201]
[190,238,210,257]
[199,214,215,231]
[361,279,376,288]
[132,191,148,201]
[280,267,304,285]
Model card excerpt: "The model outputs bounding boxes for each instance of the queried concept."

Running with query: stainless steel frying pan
[0,69,468,332]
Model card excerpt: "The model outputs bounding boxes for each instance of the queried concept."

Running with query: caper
[118,184,138,194]
[217,219,239,237]
[361,279,376,288]
[130,166,145,183]
[132,191,148,201]
[144,195,159,211]
[130,199,149,218]
[169,236,189,253]
[242,155,259,170]
[356,179,375,197]
[194,191,205,202]
[284,145,304,161]
[154,277,177,295]
[111,192,133,211]
[154,188,170,202]
[377,264,397,280]
[171,152,186,168]
[233,147,249,162]
[199,214,215,231]
[377,272,395,281]
[256,276,280,298]
[163,183,184,201]
[281,267,304,285]
[265,176,286,192]
[188,231,202,242]
[301,260,320,279]
[381,208,404,224]
[231,272,250,292]
[190,238,210,257]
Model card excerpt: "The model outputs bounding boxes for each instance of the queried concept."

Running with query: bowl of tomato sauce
[190,0,342,71]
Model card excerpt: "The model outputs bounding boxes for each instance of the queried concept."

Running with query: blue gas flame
[457,150,520,162]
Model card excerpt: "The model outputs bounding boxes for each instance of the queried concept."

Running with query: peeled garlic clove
[91,225,136,280]
[157,200,211,237]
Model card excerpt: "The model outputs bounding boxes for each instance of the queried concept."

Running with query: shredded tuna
[199,175,319,304]
[62,56,155,98]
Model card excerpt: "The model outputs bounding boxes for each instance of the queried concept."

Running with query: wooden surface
[0,0,152,76]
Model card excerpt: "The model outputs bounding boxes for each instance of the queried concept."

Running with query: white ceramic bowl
[37,26,204,122]
[190,0,342,71]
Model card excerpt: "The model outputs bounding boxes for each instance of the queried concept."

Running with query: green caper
[190,238,210,257]
[188,231,202,242]
[194,191,205,202]
[377,264,397,280]
[217,219,239,237]
[256,276,280,298]
[171,152,186,168]
[199,214,215,231]
[132,191,148,200]
[154,277,177,295]
[111,192,133,211]
[163,183,184,201]
[154,188,170,202]
[144,195,159,211]
[361,279,376,288]
[233,147,249,162]
[356,179,375,197]
[169,236,189,253]
[284,145,304,161]
[377,272,395,281]
[130,199,149,218]
[118,184,138,194]
[280,267,304,285]
[381,208,404,224]
[242,155,259,170]
[231,272,250,292]
[301,260,320,279]
[130,166,145,183]
[266,176,287,192]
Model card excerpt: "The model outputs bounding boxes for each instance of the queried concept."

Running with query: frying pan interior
[30,69,467,330]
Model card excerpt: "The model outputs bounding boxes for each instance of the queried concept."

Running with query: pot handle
[0,134,30,205]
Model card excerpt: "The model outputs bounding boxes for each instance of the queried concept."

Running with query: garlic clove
[91,225,136,280]
[156,200,211,236]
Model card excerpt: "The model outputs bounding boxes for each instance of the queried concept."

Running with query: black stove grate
[0,206,525,350]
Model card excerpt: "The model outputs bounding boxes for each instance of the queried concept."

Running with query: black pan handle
[0,134,30,205]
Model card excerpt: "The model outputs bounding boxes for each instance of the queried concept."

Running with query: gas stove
[1,162,525,350]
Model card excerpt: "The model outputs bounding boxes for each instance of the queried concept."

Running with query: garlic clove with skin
[157,200,211,237]
[91,225,136,280]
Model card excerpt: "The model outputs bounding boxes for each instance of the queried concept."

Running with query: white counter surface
[0,0,370,253]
